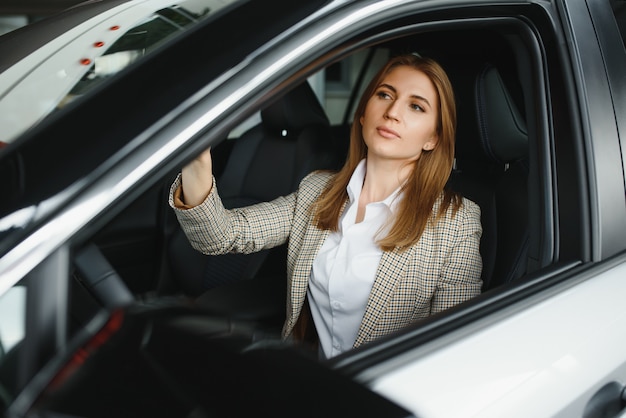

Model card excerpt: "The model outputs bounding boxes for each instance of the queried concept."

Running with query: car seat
[447,62,529,291]
[167,81,341,297]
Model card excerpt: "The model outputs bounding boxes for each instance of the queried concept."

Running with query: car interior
[1,15,553,414]
[67,25,540,341]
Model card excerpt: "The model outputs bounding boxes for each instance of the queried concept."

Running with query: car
[1,0,626,416]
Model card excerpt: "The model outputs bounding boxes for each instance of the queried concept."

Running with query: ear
[359,115,364,125]
[423,135,438,151]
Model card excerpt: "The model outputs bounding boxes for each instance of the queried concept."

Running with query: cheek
[408,117,437,139]
[406,129,435,153]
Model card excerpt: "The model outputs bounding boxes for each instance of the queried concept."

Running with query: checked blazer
[169,170,483,348]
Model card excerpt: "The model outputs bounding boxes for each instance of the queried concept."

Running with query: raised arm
[180,147,214,208]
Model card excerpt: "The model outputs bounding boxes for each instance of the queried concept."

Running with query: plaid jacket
[169,171,482,348]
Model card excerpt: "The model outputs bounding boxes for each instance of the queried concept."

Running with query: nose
[384,100,400,121]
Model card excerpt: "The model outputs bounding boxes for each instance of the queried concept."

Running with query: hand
[181,147,213,207]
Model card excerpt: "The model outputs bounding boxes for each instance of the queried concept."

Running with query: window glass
[157,6,197,26]
[0,0,239,145]
[62,4,215,105]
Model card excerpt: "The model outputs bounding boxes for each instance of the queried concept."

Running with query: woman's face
[360,65,439,164]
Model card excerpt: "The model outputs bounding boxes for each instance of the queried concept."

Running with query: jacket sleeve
[431,198,483,314]
[168,173,296,255]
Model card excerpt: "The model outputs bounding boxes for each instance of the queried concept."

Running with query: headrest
[261,81,330,136]
[475,65,528,164]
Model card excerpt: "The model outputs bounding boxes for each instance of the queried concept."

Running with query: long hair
[313,54,461,251]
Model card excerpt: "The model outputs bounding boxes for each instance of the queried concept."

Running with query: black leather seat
[168,81,341,297]
[448,62,529,291]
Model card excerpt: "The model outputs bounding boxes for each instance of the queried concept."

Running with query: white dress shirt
[308,159,403,358]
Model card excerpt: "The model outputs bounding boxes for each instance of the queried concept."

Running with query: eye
[410,103,425,112]
[376,90,392,100]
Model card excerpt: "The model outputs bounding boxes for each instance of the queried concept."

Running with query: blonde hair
[313,54,461,251]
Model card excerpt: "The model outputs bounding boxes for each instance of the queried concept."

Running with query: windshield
[0,0,236,145]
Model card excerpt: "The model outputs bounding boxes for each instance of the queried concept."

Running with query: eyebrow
[378,83,432,109]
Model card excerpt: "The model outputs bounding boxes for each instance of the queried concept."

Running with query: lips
[376,126,400,139]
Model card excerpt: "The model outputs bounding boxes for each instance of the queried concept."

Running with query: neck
[360,156,411,204]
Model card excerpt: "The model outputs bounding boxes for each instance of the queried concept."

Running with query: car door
[333,1,626,417]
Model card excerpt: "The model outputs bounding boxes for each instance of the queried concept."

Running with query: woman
[170,54,483,358]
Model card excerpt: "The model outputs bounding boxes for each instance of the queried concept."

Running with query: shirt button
[332,301,341,309]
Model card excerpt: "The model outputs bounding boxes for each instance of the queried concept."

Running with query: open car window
[81,17,550,341]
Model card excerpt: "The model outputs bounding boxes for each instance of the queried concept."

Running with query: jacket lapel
[354,245,414,346]
[286,225,329,330]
